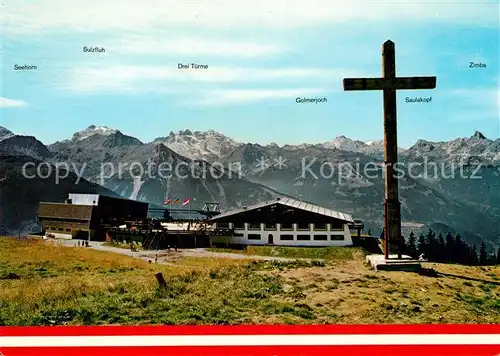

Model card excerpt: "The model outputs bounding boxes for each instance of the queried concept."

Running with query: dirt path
[54,239,301,264]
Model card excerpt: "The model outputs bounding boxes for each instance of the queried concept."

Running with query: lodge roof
[208,197,354,223]
[38,202,94,220]
[68,193,149,206]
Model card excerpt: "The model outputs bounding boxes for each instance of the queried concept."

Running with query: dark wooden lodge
[38,193,149,240]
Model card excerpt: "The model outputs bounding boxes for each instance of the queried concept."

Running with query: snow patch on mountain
[322,135,404,159]
[130,177,144,200]
[72,125,117,142]
[281,143,317,151]
[323,135,367,151]
[154,129,242,162]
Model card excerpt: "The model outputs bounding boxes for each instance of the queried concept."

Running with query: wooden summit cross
[343,40,436,260]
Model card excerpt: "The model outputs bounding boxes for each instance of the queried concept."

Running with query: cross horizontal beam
[343,76,436,91]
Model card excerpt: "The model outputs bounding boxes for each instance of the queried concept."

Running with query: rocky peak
[153,142,169,153]
[0,126,14,141]
[153,129,242,161]
[149,142,181,163]
[101,130,143,148]
[323,135,367,152]
[472,131,486,140]
[72,125,117,142]
[0,135,52,160]
[415,139,430,145]
[412,139,435,151]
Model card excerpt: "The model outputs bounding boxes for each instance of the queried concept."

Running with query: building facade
[38,193,149,240]
[38,203,93,239]
[209,197,355,247]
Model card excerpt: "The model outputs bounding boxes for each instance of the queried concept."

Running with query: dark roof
[208,197,354,223]
[67,193,148,206]
[38,202,93,220]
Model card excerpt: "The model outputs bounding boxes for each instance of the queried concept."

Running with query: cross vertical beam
[343,40,436,260]
[382,40,401,260]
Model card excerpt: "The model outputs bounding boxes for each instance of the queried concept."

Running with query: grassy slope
[207,246,365,260]
[0,237,499,325]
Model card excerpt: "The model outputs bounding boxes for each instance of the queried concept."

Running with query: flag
[182,197,191,206]
[163,198,171,205]
[1,325,498,356]
[173,198,181,204]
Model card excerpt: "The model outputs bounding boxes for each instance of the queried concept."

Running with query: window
[233,232,244,237]
[264,223,276,230]
[314,235,328,241]
[233,222,244,229]
[58,228,63,232]
[248,223,261,230]
[248,234,261,240]
[296,223,310,231]
[65,228,71,232]
[280,223,293,230]
[297,235,310,241]
[216,222,230,229]
[331,235,345,240]
[280,234,294,241]
[330,221,344,231]
[313,223,327,231]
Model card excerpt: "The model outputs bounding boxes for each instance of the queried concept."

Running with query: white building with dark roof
[208,197,355,247]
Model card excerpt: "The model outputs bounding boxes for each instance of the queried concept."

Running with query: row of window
[48,227,72,233]
[246,234,344,241]
[217,222,344,231]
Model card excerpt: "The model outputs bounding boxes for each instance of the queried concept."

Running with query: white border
[1,334,499,347]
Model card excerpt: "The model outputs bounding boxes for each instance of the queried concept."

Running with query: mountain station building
[208,197,355,247]
[37,193,149,240]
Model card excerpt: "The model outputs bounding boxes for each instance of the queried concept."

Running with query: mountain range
[1,125,498,250]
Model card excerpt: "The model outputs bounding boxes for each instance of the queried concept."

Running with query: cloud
[450,88,499,109]
[0,97,28,108]
[448,88,500,122]
[3,0,498,34]
[188,88,329,106]
[107,36,285,57]
[60,65,366,93]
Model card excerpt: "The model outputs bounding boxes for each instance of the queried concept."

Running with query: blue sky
[1,0,499,148]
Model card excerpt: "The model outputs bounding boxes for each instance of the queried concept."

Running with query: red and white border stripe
[1,325,499,356]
